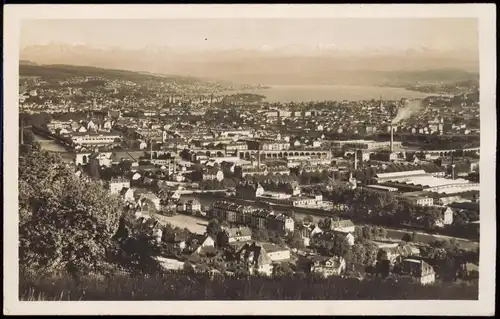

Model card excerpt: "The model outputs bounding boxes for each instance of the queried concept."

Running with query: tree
[272,262,293,277]
[375,259,391,278]
[113,235,163,275]
[183,262,194,272]
[376,249,389,262]
[303,215,314,224]
[286,231,305,250]
[401,233,412,242]
[349,243,367,264]
[353,227,366,244]
[361,226,373,241]
[402,231,417,242]
[269,232,286,247]
[253,228,270,242]
[161,224,176,242]
[376,227,387,239]
[19,150,123,277]
[205,219,222,238]
[363,242,380,266]
[330,235,350,258]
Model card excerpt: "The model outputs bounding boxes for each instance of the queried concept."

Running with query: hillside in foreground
[20,270,478,301]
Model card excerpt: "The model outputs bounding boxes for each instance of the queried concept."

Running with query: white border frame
[3,4,496,316]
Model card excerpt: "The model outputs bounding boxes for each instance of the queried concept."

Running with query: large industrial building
[373,170,480,195]
[331,139,403,152]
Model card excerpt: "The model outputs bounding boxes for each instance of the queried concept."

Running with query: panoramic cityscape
[16,16,482,304]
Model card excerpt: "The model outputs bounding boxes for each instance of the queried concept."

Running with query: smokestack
[257,143,261,169]
[451,152,455,179]
[390,125,394,153]
[354,150,358,171]
[150,140,153,161]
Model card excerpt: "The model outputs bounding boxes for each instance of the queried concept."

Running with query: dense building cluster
[19,65,480,287]
[209,201,295,234]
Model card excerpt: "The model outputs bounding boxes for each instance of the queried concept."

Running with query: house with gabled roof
[143,218,163,242]
[176,200,187,213]
[186,199,201,214]
[233,242,273,276]
[136,192,161,211]
[258,242,291,262]
[309,255,346,277]
[109,177,130,195]
[120,187,135,202]
[459,262,479,279]
[297,223,324,247]
[162,230,188,250]
[331,230,355,246]
[382,244,421,265]
[188,245,221,264]
[329,219,356,233]
[219,226,253,245]
[399,258,436,285]
[235,181,265,200]
[185,234,215,254]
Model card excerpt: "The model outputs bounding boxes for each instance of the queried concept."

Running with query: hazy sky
[21,18,478,52]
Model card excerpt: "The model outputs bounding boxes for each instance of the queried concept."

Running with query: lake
[219,85,433,103]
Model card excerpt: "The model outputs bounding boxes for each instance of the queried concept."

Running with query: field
[151,212,208,234]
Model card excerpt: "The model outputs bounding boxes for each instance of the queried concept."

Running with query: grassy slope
[20,271,478,301]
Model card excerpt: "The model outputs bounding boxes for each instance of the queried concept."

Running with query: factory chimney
[150,140,153,161]
[257,143,261,169]
[451,152,455,180]
[354,150,358,171]
[390,124,394,153]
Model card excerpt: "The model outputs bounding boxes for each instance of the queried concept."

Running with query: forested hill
[19,64,200,84]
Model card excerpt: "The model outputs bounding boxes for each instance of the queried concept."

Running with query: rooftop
[364,184,398,191]
[225,226,252,238]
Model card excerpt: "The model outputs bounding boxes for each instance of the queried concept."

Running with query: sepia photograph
[3,4,496,316]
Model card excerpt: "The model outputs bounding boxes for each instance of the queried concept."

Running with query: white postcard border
[3,4,496,316]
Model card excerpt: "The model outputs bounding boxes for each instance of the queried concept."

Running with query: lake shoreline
[215,84,441,103]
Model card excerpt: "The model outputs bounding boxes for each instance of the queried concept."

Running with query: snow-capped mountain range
[20,42,479,85]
